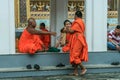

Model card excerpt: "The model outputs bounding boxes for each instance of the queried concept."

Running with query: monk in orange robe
[63,11,88,76]
[39,23,51,50]
[18,18,56,54]
[55,20,71,48]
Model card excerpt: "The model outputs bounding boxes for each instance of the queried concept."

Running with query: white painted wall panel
[85,0,93,51]
[0,0,15,54]
[9,0,15,54]
[0,0,10,54]
[92,0,107,51]
[56,0,68,36]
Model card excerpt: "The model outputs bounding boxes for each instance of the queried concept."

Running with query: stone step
[0,51,120,78]
[0,64,120,72]
[0,64,120,78]
[0,51,120,68]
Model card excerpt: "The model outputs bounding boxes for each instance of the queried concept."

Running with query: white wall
[9,0,15,54]
[85,0,93,51]
[0,0,15,54]
[86,0,107,51]
[92,0,107,51]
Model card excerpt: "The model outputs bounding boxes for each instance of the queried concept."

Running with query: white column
[85,0,93,52]
[118,0,120,25]
[56,0,68,35]
[0,0,15,54]
[50,0,56,46]
[92,0,107,51]
[50,0,68,46]
[117,0,119,11]
[86,0,107,51]
[9,0,15,54]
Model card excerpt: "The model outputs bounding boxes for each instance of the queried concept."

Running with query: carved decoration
[19,0,27,23]
[15,0,118,29]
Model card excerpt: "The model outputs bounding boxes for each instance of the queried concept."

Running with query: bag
[47,47,60,52]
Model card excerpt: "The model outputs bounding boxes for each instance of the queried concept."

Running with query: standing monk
[63,11,88,76]
[18,18,56,54]
[39,23,51,50]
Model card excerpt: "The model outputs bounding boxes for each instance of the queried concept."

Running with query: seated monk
[18,18,56,54]
[39,23,51,50]
[55,20,72,48]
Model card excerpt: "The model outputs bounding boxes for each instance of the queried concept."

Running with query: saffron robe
[56,32,70,47]
[18,29,43,54]
[63,18,88,64]
[66,33,71,44]
[40,28,51,49]
[59,33,66,46]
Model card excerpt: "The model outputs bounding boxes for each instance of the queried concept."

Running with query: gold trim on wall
[14,0,20,27]
[108,11,118,18]
[26,0,30,20]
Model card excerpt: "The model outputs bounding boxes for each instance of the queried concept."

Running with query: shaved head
[28,18,36,28]
[28,18,35,23]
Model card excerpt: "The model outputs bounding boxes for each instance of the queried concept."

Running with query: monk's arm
[61,27,69,33]
[27,28,56,35]
[67,28,75,33]
[65,23,81,33]
[62,27,75,33]
[64,26,75,34]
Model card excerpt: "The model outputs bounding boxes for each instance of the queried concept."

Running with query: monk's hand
[51,32,56,36]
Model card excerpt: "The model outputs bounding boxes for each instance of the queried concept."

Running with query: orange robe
[66,33,71,44]
[40,28,51,49]
[18,29,44,54]
[63,18,88,64]
[61,33,71,50]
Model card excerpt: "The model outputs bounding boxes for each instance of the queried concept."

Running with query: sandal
[111,62,119,65]
[56,63,65,67]
[26,64,32,69]
[34,64,40,70]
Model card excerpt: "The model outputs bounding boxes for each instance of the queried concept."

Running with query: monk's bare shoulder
[26,27,37,34]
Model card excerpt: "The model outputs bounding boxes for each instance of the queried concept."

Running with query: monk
[18,18,56,54]
[39,23,51,50]
[62,11,88,76]
[55,20,71,48]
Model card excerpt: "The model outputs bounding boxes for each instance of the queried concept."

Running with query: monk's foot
[80,68,87,76]
[69,73,78,76]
